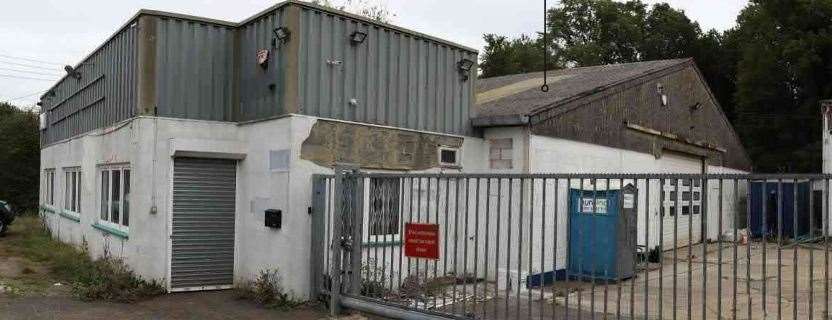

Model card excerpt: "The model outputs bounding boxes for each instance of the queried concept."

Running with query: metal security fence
[311,172,832,320]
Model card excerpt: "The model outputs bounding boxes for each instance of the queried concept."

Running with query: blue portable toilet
[749,181,816,239]
[568,184,637,281]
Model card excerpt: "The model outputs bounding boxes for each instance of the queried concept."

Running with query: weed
[360,260,390,298]
[4,215,164,302]
[236,269,301,310]
[399,274,448,299]
[72,255,166,302]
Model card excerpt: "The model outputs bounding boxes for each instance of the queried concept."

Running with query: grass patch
[235,269,302,310]
[3,214,164,302]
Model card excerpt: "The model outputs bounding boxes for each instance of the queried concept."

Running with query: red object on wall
[404,223,440,260]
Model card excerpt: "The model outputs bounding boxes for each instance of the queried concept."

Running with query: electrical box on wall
[265,209,282,229]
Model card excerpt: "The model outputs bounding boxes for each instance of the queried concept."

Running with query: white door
[657,152,704,249]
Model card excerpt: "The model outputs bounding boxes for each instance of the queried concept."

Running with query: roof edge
[137,9,238,27]
[471,114,530,128]
[247,1,478,53]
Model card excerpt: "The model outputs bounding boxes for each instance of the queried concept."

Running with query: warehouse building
[37,0,750,297]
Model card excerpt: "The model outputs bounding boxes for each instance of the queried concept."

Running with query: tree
[480,34,551,78]
[730,0,832,172]
[0,102,40,211]
[548,0,647,67]
[641,3,701,60]
[311,0,396,23]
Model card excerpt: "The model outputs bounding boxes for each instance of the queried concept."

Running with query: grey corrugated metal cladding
[155,17,236,121]
[40,23,138,145]
[238,8,287,121]
[39,2,478,147]
[297,8,476,136]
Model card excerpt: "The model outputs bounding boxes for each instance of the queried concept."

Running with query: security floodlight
[457,58,474,72]
[656,83,668,107]
[273,27,291,43]
[350,31,367,45]
[64,65,81,80]
[457,58,474,81]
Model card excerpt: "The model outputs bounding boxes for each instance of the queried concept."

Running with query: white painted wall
[39,115,490,299]
[39,116,751,300]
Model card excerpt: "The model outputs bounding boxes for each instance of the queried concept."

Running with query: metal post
[350,175,365,296]
[330,165,359,316]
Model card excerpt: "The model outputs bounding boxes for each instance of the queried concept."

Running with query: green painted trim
[92,222,129,239]
[58,211,81,223]
[362,240,402,248]
[40,205,57,214]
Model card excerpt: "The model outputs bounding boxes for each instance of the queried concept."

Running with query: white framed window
[438,147,460,167]
[63,167,82,215]
[44,169,56,206]
[368,178,401,240]
[99,165,131,231]
[489,138,513,169]
[662,179,702,216]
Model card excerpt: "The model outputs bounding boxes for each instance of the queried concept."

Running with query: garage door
[171,158,237,290]
[657,152,704,249]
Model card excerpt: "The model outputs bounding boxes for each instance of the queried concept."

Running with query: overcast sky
[0,0,748,108]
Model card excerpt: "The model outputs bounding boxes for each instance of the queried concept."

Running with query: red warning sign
[404,223,440,260]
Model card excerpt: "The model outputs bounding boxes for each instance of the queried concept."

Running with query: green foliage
[480,34,551,78]
[730,0,832,172]
[311,0,395,23]
[235,269,301,310]
[548,0,647,66]
[6,215,164,302]
[0,103,39,211]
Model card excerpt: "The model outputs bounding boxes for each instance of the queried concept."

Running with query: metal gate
[171,157,237,291]
[312,171,832,320]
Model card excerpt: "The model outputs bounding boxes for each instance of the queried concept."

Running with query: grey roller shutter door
[171,158,237,290]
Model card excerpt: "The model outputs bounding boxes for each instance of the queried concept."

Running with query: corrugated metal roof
[474,59,691,121]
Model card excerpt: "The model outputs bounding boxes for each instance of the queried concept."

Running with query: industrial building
[37,0,750,298]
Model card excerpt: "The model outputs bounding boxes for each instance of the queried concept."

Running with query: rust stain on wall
[301,120,463,170]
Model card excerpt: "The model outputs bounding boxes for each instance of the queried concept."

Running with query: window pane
[65,172,71,210]
[71,172,77,212]
[440,149,457,164]
[368,178,399,236]
[111,170,120,224]
[101,172,109,220]
[123,170,130,227]
[49,172,54,205]
[77,172,82,213]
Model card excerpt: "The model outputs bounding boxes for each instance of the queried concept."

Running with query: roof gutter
[470,114,530,127]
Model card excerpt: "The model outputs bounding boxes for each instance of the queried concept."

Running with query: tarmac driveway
[0,290,330,320]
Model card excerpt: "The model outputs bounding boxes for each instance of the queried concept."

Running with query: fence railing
[312,172,832,320]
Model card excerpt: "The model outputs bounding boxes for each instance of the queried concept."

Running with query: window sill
[363,240,402,248]
[59,211,81,223]
[92,222,129,239]
[41,205,58,214]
